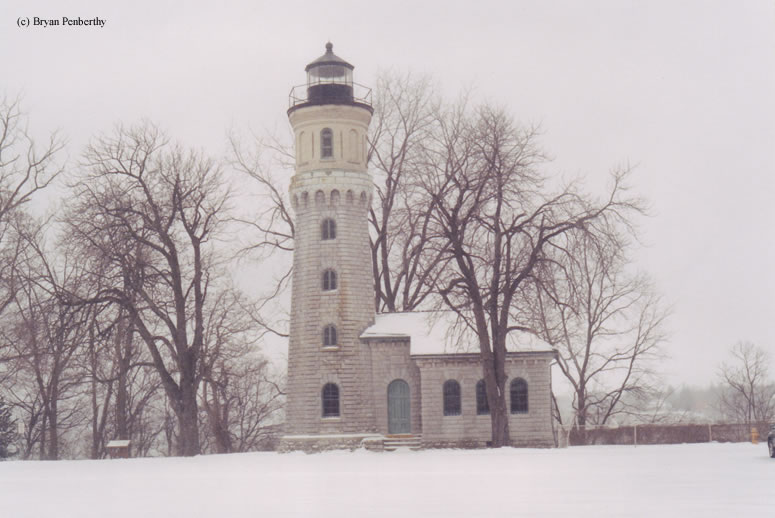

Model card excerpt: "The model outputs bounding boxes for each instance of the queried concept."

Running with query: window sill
[321,416,341,421]
[322,346,340,352]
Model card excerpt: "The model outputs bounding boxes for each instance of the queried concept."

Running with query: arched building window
[322,269,337,291]
[322,219,336,240]
[443,380,461,416]
[510,378,528,414]
[322,383,340,417]
[323,325,337,347]
[476,379,490,415]
[321,128,333,158]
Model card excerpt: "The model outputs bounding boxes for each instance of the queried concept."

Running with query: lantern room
[306,42,353,104]
[288,42,372,113]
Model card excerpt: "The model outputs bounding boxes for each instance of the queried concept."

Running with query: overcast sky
[2,0,773,387]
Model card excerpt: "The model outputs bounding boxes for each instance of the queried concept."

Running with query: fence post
[633,424,637,447]
[708,423,712,443]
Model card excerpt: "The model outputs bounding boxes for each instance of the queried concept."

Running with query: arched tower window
[323,325,337,347]
[322,383,340,417]
[321,219,336,240]
[321,128,333,158]
[476,379,490,415]
[322,269,337,291]
[510,378,528,414]
[443,380,461,416]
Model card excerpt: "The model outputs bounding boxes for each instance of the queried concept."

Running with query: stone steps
[383,434,422,451]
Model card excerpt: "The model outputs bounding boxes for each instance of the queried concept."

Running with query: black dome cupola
[288,42,372,114]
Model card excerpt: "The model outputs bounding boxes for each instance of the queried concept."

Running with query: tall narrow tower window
[323,325,337,347]
[322,269,337,291]
[322,219,336,240]
[321,128,334,158]
[322,383,340,417]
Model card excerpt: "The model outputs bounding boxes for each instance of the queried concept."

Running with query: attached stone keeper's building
[280,44,556,451]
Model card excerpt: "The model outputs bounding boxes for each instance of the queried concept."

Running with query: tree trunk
[90,327,100,459]
[489,391,509,447]
[483,355,510,447]
[576,389,588,445]
[203,382,233,454]
[175,366,201,456]
[47,396,58,460]
[115,317,132,441]
[39,412,47,460]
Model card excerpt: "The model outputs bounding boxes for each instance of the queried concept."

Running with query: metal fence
[556,421,772,447]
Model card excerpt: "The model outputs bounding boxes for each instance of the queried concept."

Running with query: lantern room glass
[308,64,353,86]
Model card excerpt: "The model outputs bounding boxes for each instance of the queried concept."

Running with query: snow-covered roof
[106,440,131,448]
[360,311,555,356]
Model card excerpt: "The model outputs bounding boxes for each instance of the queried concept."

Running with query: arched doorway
[387,379,411,434]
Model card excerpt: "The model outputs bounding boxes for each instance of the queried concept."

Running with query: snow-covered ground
[1,442,773,517]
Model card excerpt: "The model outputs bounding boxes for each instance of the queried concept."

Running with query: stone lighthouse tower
[284,43,376,442]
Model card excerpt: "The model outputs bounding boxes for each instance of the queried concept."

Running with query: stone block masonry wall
[279,433,383,453]
[415,353,555,448]
[285,184,376,434]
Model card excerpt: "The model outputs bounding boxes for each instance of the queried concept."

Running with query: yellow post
[751,427,759,444]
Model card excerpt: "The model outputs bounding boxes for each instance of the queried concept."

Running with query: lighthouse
[280,44,557,453]
[283,43,377,440]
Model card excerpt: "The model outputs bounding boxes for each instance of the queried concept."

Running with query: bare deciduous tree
[1,222,91,459]
[198,289,283,453]
[368,72,445,312]
[66,123,231,456]
[82,301,163,459]
[0,96,63,326]
[201,355,283,453]
[420,103,645,447]
[535,230,668,437]
[718,341,775,424]
[228,132,294,340]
